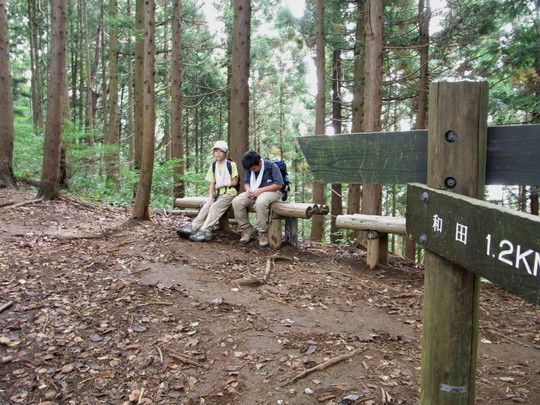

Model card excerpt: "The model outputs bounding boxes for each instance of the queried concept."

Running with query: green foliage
[13,120,42,180]
[430,0,538,124]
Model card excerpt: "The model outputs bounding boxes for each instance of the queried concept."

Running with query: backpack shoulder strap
[212,160,232,173]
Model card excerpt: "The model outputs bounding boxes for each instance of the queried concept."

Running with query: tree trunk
[348,2,365,220]
[105,0,120,189]
[132,0,156,220]
[133,0,144,171]
[100,2,108,147]
[126,0,134,169]
[310,0,326,241]
[59,51,71,190]
[359,0,384,244]
[530,186,539,215]
[171,0,185,199]
[27,0,44,130]
[0,0,16,188]
[416,0,430,130]
[229,0,251,182]
[38,0,67,200]
[330,49,343,243]
[405,0,431,261]
[82,1,96,145]
[77,0,84,125]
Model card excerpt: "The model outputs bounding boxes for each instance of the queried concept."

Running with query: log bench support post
[336,214,406,269]
[218,213,230,231]
[268,216,283,249]
[366,230,388,268]
[284,218,298,246]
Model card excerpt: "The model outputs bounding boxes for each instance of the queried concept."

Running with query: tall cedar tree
[330,49,343,243]
[0,0,16,188]
[229,0,251,181]
[27,0,43,130]
[359,0,383,228]
[133,0,144,170]
[348,2,365,218]
[38,0,68,200]
[105,0,120,188]
[404,0,432,260]
[171,0,185,199]
[132,0,156,219]
[310,0,326,241]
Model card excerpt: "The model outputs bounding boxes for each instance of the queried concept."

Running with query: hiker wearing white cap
[176,140,239,242]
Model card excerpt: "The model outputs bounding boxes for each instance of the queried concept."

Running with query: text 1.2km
[486,234,539,277]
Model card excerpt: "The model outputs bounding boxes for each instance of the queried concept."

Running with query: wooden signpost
[298,125,540,186]
[407,183,540,306]
[298,79,540,405]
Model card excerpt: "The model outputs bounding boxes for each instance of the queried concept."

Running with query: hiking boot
[189,230,212,242]
[258,231,269,248]
[239,226,257,245]
[176,223,198,239]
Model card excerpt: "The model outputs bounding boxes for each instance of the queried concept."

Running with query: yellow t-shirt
[205,160,239,196]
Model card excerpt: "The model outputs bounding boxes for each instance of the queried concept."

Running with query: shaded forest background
[0,0,538,250]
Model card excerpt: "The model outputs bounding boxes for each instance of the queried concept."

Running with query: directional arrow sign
[407,183,540,306]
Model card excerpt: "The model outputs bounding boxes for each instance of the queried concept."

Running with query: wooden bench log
[335,214,406,234]
[174,197,327,249]
[173,196,210,209]
[335,214,406,269]
[174,198,317,219]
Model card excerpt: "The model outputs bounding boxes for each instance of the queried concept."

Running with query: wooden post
[420,79,488,404]
[218,213,230,231]
[284,217,298,246]
[268,218,282,249]
[366,231,388,268]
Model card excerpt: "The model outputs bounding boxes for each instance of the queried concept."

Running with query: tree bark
[359,0,384,245]
[132,0,156,220]
[0,0,16,188]
[133,0,144,171]
[416,0,430,130]
[27,0,44,130]
[171,0,185,199]
[330,49,343,243]
[105,0,120,189]
[405,0,431,261]
[530,186,539,215]
[229,0,251,181]
[310,0,326,241]
[126,0,134,169]
[38,0,68,200]
[82,1,97,145]
[348,2,365,220]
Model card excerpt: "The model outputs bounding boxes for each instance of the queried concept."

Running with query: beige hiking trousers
[192,193,235,232]
[232,190,281,232]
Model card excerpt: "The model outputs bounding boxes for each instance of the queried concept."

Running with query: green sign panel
[407,183,540,306]
[298,124,540,185]
[298,130,428,184]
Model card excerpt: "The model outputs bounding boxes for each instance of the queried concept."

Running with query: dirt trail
[0,187,538,404]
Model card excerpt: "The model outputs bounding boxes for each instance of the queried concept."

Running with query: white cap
[213,140,228,152]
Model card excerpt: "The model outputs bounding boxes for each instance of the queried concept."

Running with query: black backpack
[271,160,291,201]
[212,159,240,191]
